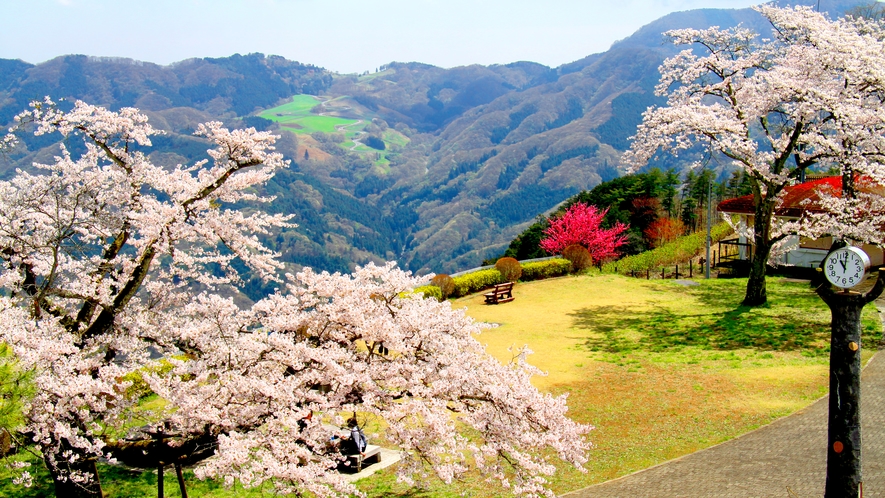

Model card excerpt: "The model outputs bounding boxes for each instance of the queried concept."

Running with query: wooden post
[690,260,693,278]
[817,269,885,497]
[661,267,665,279]
[646,269,650,280]
[675,264,679,278]
[175,464,188,498]
[158,464,164,498]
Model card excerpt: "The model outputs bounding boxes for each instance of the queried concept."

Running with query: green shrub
[451,269,505,298]
[603,222,733,273]
[520,258,572,281]
[441,258,571,299]
[495,257,522,282]
[410,285,443,301]
[562,244,592,272]
[430,274,455,300]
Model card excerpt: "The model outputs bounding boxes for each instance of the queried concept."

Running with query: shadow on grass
[569,282,830,354]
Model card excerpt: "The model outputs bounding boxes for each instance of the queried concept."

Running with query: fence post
[662,267,665,279]
[690,260,693,278]
[676,264,679,278]
[647,269,650,280]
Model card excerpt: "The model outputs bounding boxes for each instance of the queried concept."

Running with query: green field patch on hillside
[259,95,361,134]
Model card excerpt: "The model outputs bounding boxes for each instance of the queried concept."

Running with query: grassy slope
[358,274,880,496]
[259,95,358,134]
[258,95,410,167]
[2,275,879,497]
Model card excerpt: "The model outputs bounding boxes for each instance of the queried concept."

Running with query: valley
[0,0,864,281]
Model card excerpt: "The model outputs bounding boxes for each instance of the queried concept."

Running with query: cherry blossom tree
[0,100,590,498]
[539,203,628,262]
[624,6,885,306]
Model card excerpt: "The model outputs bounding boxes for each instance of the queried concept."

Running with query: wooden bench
[341,444,382,472]
[484,282,515,304]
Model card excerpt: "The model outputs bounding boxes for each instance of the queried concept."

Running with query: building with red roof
[717,176,884,268]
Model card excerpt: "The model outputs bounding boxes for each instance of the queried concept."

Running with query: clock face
[824,247,870,289]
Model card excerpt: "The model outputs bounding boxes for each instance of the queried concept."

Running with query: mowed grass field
[259,95,359,134]
[357,273,881,496]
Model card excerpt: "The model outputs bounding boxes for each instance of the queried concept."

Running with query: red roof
[718,176,847,217]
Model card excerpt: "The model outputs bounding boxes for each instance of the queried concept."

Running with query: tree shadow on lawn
[569,304,826,354]
[571,283,844,356]
[569,281,831,354]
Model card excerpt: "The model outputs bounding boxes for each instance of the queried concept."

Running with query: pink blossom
[540,203,629,262]
[0,101,591,497]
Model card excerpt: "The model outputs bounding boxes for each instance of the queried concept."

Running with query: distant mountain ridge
[0,53,331,126]
[0,0,868,279]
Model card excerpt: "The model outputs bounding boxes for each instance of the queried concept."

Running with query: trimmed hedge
[413,258,575,300]
[451,269,505,298]
[411,285,443,301]
[520,258,572,281]
[448,258,573,298]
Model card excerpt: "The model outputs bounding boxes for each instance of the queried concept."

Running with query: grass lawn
[2,274,879,497]
[356,273,881,496]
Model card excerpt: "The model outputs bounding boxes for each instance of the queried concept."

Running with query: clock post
[817,246,885,498]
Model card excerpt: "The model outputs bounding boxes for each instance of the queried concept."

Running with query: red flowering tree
[540,203,629,262]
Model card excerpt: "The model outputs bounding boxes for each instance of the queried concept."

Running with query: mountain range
[0,0,866,286]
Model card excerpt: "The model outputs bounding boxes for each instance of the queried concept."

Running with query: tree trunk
[743,233,774,307]
[817,270,885,498]
[743,245,770,306]
[823,296,863,498]
[743,193,777,306]
[44,448,103,498]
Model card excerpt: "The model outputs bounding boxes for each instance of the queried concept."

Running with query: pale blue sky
[1,0,764,73]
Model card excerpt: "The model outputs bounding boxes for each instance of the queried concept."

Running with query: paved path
[563,350,885,497]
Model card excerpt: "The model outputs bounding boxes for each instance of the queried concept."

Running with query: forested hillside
[0,0,865,280]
